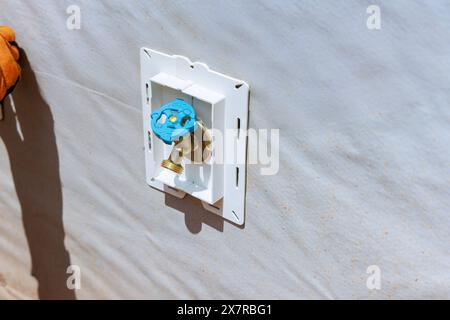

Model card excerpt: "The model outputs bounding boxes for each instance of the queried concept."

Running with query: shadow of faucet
[165,193,224,234]
[0,50,76,300]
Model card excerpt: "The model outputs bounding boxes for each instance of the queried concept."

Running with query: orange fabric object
[0,26,21,102]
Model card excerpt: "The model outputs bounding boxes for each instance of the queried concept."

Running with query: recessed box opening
[150,81,220,203]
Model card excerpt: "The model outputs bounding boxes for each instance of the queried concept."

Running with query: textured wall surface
[0,0,449,299]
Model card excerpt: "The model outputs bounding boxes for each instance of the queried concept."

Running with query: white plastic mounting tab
[141,48,250,225]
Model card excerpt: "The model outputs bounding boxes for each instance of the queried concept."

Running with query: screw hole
[235,83,243,89]
[190,65,194,69]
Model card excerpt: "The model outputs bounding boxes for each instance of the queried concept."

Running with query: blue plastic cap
[151,99,197,145]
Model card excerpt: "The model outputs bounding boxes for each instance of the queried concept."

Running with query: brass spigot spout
[161,121,212,174]
[161,140,186,174]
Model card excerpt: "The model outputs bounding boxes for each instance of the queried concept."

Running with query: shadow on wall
[0,51,75,300]
[165,194,225,233]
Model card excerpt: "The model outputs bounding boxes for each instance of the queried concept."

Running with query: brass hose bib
[151,99,212,175]
[161,121,211,174]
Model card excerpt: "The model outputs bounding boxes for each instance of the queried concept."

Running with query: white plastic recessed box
[140,48,249,225]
